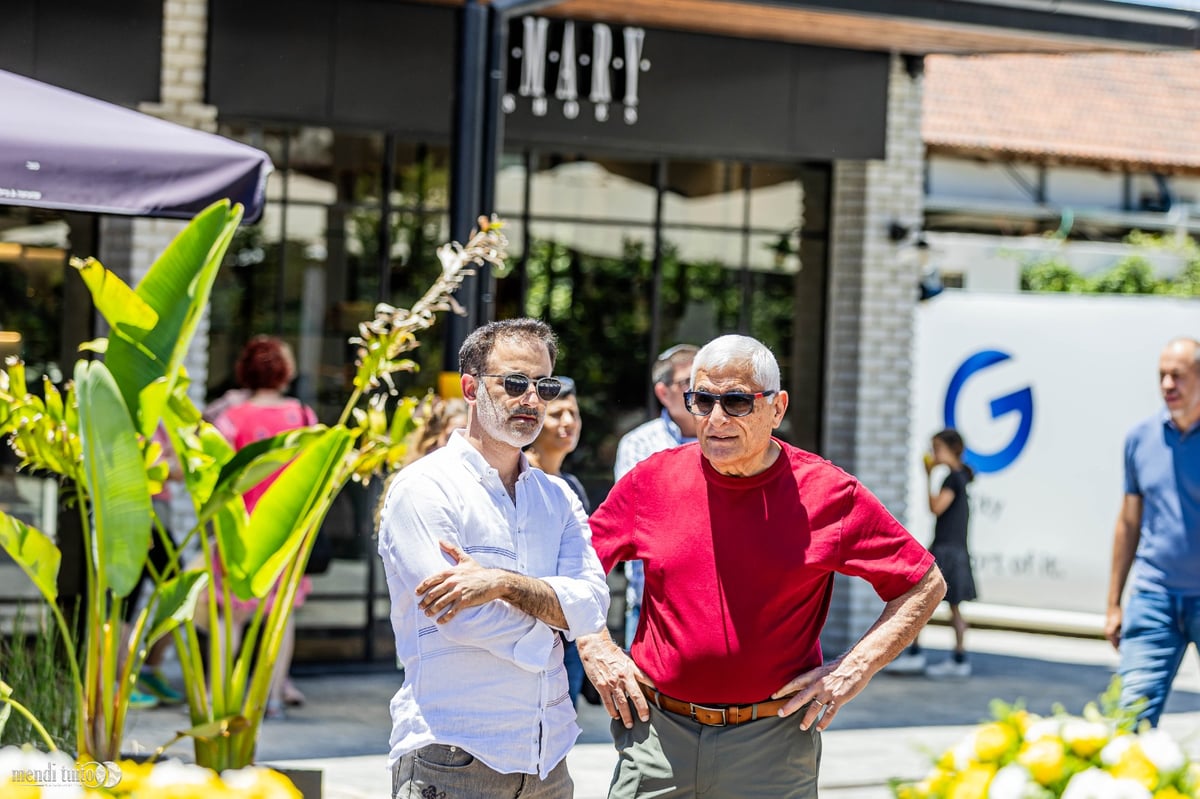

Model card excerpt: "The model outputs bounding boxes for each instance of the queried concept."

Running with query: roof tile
[923,53,1200,172]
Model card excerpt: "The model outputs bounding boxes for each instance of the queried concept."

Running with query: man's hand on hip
[772,655,869,732]
[578,629,653,729]
[416,540,506,624]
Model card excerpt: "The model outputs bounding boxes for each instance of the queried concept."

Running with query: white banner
[908,292,1198,619]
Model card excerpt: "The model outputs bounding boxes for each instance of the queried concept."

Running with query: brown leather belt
[639,684,793,727]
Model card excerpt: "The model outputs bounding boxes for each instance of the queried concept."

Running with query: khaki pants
[608,704,821,799]
[392,744,573,799]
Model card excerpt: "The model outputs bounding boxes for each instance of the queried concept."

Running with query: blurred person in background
[891,429,977,679]
[613,344,698,647]
[210,335,317,720]
[525,376,590,707]
[1107,337,1200,727]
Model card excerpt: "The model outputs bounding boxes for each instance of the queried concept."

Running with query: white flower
[1022,718,1062,743]
[145,759,217,786]
[952,730,979,770]
[1135,728,1186,775]
[1062,768,1152,799]
[1110,779,1153,799]
[0,746,84,798]
[1100,734,1136,766]
[437,242,465,278]
[987,763,1036,799]
[1061,717,1113,756]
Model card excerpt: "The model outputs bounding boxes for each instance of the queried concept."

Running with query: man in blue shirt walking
[1106,337,1200,726]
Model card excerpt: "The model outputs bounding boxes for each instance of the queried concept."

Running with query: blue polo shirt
[1125,410,1200,594]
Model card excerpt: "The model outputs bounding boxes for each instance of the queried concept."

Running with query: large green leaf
[102,201,241,427]
[212,501,250,599]
[146,570,209,644]
[0,512,60,602]
[196,426,323,525]
[75,360,153,598]
[222,428,353,599]
[72,257,158,335]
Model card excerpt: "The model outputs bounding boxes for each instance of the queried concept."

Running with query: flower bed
[0,745,301,797]
[892,685,1199,799]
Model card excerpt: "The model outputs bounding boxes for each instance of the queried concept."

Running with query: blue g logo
[943,350,1033,474]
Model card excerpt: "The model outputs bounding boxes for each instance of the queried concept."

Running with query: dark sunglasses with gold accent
[479,373,563,401]
[684,389,777,417]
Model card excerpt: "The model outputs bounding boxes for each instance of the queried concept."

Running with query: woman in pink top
[212,335,317,719]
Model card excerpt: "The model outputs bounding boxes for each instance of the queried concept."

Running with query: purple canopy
[0,70,272,222]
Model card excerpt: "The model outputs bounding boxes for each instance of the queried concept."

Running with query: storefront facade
[2,0,1193,660]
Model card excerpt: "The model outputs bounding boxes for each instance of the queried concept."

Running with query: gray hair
[459,318,558,376]
[691,335,780,392]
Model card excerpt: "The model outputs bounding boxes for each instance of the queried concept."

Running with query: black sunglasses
[684,389,777,417]
[479,373,563,401]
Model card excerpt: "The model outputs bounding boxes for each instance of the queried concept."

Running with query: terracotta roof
[923,52,1200,173]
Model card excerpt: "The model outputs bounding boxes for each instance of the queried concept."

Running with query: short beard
[476,387,542,448]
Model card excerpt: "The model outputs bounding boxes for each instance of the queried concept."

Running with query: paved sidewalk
[120,626,1200,798]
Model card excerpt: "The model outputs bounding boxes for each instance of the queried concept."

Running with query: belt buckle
[689,703,728,727]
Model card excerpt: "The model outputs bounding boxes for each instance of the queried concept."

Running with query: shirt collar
[445,428,531,479]
[660,409,697,445]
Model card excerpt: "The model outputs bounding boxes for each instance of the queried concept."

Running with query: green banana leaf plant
[0,200,508,771]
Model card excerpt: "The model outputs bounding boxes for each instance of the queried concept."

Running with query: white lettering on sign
[507,16,649,125]
[519,16,550,117]
[589,23,613,122]
[555,21,579,120]
[622,26,645,125]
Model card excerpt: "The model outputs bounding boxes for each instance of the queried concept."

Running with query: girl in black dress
[922,428,977,678]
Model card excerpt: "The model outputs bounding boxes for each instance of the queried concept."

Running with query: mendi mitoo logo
[7,757,122,789]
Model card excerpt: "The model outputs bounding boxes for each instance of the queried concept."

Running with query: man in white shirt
[377,318,610,799]
[612,343,698,646]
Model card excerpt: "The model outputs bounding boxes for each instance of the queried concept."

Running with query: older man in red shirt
[579,334,945,799]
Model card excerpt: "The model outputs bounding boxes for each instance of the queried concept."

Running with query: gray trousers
[392,744,573,799]
[608,704,822,799]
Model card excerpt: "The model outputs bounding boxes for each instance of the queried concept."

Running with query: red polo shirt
[589,440,934,705]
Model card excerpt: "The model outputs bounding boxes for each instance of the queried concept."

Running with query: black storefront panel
[502,22,889,162]
[209,0,456,134]
[0,0,163,106]
[208,2,887,162]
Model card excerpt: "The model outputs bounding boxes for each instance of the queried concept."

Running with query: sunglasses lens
[536,378,563,401]
[502,375,531,397]
[686,392,716,416]
[722,394,754,416]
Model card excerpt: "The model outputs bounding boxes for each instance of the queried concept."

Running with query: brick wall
[138,0,217,132]
[103,0,217,537]
[820,54,925,656]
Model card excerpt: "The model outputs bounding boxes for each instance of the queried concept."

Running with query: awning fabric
[0,69,272,222]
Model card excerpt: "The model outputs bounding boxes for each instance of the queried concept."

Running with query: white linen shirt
[377,430,609,778]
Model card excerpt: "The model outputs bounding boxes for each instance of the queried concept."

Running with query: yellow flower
[973,722,1019,762]
[1017,737,1068,786]
[1153,786,1188,799]
[220,766,303,799]
[1111,744,1160,792]
[1061,718,1112,759]
[948,762,997,799]
[1012,710,1039,735]
[0,780,40,799]
[918,765,956,796]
